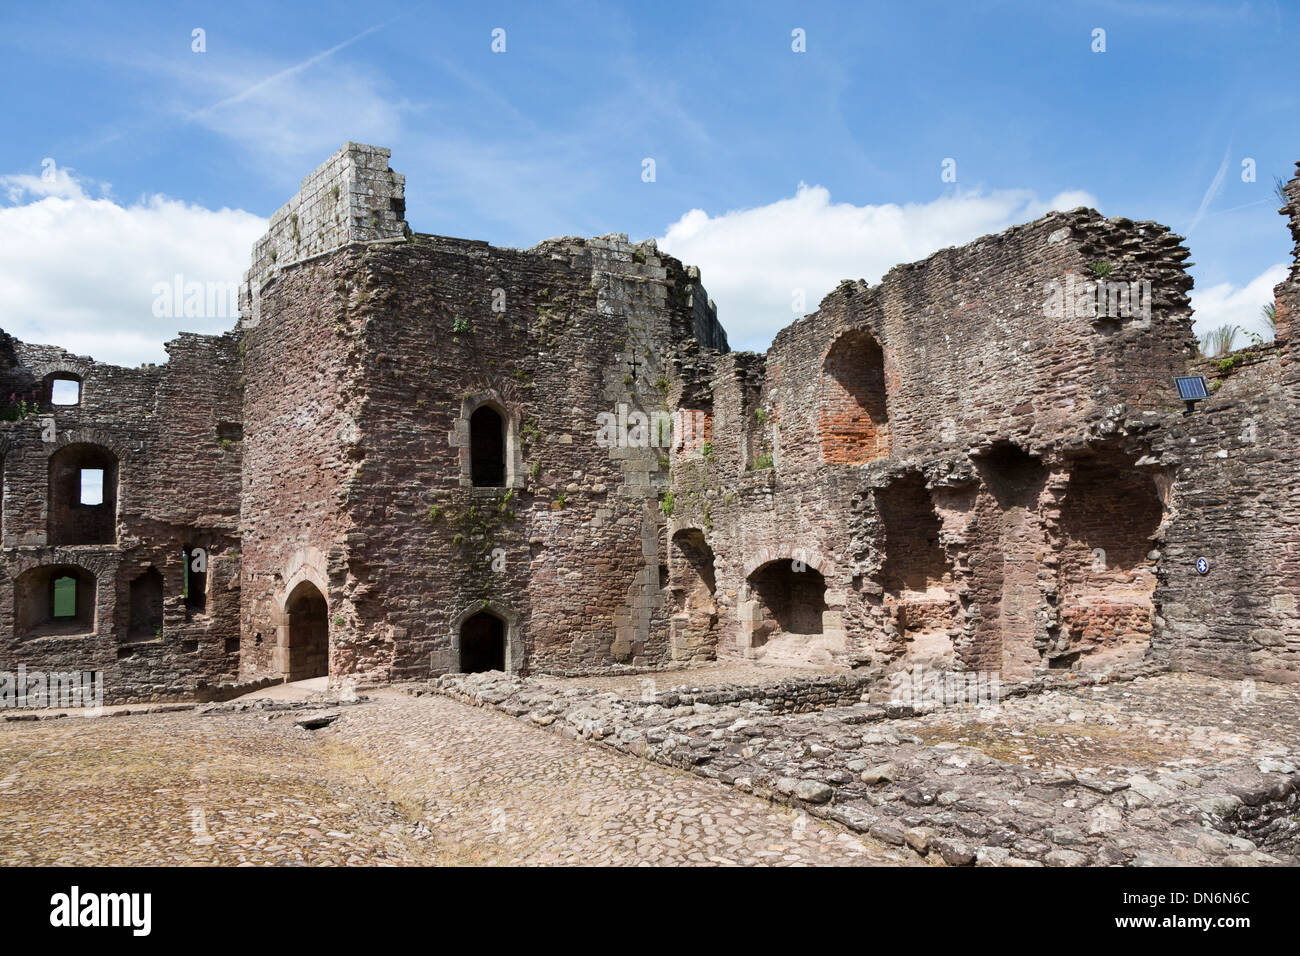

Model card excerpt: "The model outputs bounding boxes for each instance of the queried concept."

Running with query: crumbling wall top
[239,142,407,327]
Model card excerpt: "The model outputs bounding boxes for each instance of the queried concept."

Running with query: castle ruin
[3,143,1297,702]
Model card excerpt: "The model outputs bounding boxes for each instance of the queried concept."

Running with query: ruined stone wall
[5,138,1299,702]
[239,143,408,329]
[0,333,243,702]
[237,254,360,682]
[1272,161,1300,352]
[1152,346,1300,682]
[671,208,1195,679]
[235,189,726,684]
[1147,170,1300,683]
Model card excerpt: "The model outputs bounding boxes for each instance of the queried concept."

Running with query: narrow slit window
[183,546,207,612]
[80,469,104,506]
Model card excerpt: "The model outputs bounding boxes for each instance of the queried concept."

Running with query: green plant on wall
[450,495,519,569]
[661,490,674,517]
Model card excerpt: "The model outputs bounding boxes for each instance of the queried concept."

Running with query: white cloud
[177,24,406,163]
[1189,263,1287,343]
[187,61,407,162]
[658,184,1099,351]
[0,171,266,367]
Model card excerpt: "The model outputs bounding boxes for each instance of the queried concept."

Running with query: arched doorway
[286,581,329,680]
[460,611,506,672]
[669,528,719,661]
[748,560,828,639]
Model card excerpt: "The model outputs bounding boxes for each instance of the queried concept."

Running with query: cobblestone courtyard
[3,666,1297,867]
[0,691,913,866]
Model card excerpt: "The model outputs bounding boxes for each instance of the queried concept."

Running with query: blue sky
[1,0,1296,363]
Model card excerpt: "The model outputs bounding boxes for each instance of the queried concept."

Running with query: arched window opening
[16,565,96,638]
[48,443,118,546]
[819,329,890,464]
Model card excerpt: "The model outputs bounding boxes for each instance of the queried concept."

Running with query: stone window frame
[43,372,83,406]
[451,390,524,493]
[182,544,209,616]
[28,360,89,408]
[448,601,522,675]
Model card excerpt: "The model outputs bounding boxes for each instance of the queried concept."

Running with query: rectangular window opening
[51,379,81,405]
[184,547,208,612]
[79,468,104,506]
[52,577,77,618]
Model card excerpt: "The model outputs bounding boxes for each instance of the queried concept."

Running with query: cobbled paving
[0,692,915,866]
[428,670,1300,867]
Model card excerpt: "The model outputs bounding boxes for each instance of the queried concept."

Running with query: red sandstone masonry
[0,146,1298,697]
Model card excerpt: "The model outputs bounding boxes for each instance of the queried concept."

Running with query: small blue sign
[1196,557,1209,575]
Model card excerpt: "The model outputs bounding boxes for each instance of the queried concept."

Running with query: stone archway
[449,602,522,674]
[668,528,719,661]
[819,328,890,464]
[285,581,329,681]
[459,611,506,672]
[747,560,828,638]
